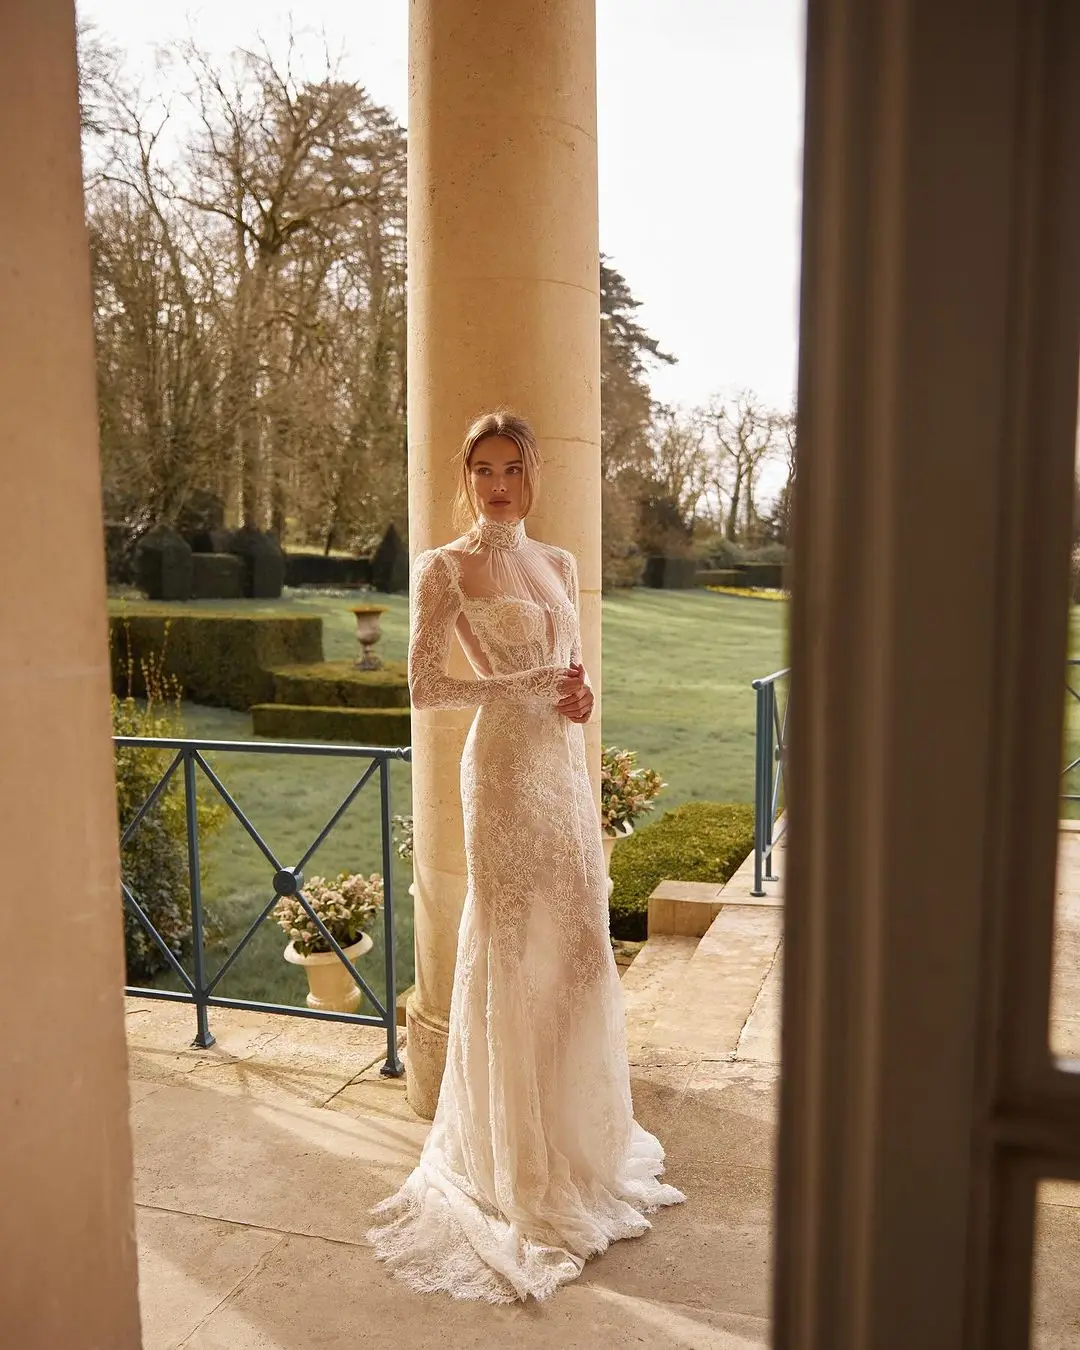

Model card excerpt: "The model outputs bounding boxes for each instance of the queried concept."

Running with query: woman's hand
[556,662,594,723]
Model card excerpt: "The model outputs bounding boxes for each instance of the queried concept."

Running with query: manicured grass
[600,588,787,811]
[122,584,785,1010]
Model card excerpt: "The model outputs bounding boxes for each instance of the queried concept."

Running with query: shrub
[729,561,785,590]
[136,524,193,600]
[107,606,324,709]
[191,553,245,600]
[705,540,747,569]
[250,703,411,745]
[284,553,373,588]
[112,645,224,983]
[740,542,790,567]
[608,801,755,940]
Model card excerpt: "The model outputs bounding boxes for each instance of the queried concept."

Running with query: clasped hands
[556,662,594,724]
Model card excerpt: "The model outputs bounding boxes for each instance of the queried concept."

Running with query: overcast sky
[77,0,805,414]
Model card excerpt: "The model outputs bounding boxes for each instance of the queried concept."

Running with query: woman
[367,411,684,1303]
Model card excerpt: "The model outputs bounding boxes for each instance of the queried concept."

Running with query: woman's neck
[474,514,527,551]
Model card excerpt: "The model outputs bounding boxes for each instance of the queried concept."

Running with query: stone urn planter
[284,931,373,1013]
[602,820,634,898]
[350,604,389,670]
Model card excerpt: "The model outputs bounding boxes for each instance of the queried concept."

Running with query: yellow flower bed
[706,585,789,602]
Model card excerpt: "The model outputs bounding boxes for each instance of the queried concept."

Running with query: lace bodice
[408,515,585,712]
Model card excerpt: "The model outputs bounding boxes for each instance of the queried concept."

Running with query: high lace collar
[473,514,527,551]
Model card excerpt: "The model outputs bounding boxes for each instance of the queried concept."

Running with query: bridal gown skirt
[367,698,685,1303]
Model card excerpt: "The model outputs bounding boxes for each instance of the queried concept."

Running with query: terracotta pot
[602,820,634,898]
[283,931,373,1013]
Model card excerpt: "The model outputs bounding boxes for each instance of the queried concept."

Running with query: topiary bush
[108,606,324,710]
[228,526,286,599]
[608,801,755,940]
[191,552,245,600]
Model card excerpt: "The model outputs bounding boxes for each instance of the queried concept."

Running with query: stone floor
[128,831,1080,1348]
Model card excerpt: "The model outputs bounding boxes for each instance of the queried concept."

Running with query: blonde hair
[452,410,542,537]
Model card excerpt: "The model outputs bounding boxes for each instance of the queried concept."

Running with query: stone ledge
[648,881,725,938]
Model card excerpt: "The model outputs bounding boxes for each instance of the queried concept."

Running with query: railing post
[379,757,404,1077]
[752,681,768,897]
[182,747,214,1049]
[765,683,780,883]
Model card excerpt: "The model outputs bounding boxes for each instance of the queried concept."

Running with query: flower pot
[283,931,374,1013]
[602,820,634,898]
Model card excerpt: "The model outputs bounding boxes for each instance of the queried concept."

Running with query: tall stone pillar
[406,0,602,1116]
[0,3,142,1346]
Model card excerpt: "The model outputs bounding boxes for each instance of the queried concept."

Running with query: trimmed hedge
[608,801,755,940]
[284,552,373,588]
[270,660,410,709]
[643,555,698,589]
[191,553,244,600]
[109,607,324,710]
[731,562,785,590]
[695,568,738,587]
[251,703,411,745]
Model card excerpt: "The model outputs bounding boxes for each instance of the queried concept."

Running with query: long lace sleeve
[562,549,583,667]
[408,549,567,710]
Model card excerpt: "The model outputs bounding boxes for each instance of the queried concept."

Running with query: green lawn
[125,585,787,1012]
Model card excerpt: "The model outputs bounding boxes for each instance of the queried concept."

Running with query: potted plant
[275,871,383,1013]
[600,746,665,896]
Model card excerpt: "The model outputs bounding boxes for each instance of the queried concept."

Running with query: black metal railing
[1064,661,1080,804]
[116,736,410,1077]
[751,669,790,897]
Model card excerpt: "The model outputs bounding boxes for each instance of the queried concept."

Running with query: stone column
[406,0,602,1116]
[0,3,142,1347]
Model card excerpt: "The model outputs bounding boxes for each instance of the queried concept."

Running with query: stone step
[621,933,700,1059]
[736,942,783,1064]
[647,879,725,938]
[641,904,783,1061]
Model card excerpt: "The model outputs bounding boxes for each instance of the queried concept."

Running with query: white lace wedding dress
[366,515,684,1302]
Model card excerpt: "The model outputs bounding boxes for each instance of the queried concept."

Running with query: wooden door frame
[774,3,1080,1347]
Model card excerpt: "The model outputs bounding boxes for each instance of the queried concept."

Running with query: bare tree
[707,391,781,542]
[82,30,407,548]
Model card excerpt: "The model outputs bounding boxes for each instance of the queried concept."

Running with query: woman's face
[469,435,526,521]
